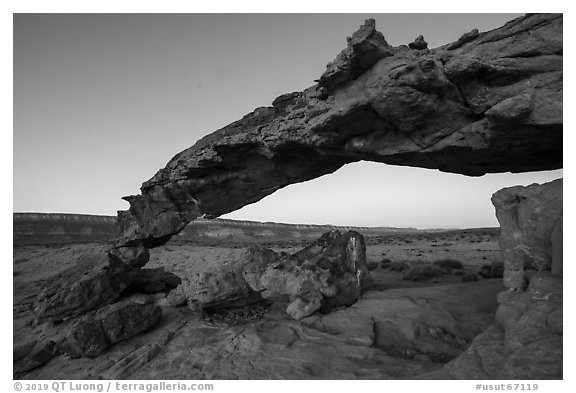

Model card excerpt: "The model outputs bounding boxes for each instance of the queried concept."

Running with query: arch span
[115,14,562,249]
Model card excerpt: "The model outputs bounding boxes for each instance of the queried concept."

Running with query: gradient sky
[13,13,563,228]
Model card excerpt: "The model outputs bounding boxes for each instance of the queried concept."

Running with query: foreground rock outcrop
[59,295,162,359]
[491,178,562,290]
[36,252,131,323]
[36,251,178,323]
[115,14,562,250]
[23,250,173,373]
[180,230,369,320]
[19,277,504,380]
[16,295,163,374]
[418,179,563,379]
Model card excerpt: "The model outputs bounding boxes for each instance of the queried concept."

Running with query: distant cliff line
[13,212,418,233]
[14,212,492,246]
[14,212,117,223]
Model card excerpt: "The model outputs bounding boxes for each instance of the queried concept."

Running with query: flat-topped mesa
[115,14,562,252]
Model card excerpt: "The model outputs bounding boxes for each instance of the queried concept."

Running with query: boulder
[181,260,261,311]
[97,296,163,344]
[36,251,132,323]
[178,231,368,320]
[245,230,369,320]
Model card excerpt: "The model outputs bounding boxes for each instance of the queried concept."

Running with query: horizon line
[12,211,500,231]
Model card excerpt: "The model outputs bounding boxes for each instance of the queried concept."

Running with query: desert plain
[14,215,505,379]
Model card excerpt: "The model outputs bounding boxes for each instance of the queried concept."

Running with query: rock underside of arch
[114,13,562,250]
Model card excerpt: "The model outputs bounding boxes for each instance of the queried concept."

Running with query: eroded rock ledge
[115,14,563,251]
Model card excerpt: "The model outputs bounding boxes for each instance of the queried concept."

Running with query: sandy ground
[13,228,504,379]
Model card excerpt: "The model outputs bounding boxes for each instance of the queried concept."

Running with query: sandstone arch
[114,14,562,252]
[19,14,563,380]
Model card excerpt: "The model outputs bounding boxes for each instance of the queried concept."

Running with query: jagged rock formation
[178,230,368,320]
[409,35,428,50]
[114,14,562,251]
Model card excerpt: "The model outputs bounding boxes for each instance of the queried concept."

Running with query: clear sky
[13,13,562,228]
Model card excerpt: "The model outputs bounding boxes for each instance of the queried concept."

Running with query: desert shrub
[477,264,491,278]
[478,261,504,279]
[366,260,380,271]
[489,262,504,278]
[452,270,466,276]
[433,259,464,271]
[380,258,392,269]
[389,261,410,272]
[461,273,478,282]
[403,265,445,282]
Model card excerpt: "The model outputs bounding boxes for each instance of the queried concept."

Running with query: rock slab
[59,296,163,359]
[36,252,131,323]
